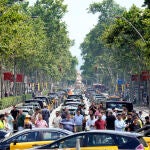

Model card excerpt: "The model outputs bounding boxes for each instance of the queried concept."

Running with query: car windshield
[107,103,125,109]
[65,103,79,107]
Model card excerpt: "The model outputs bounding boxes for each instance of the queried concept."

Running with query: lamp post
[116,16,146,43]
[116,16,149,107]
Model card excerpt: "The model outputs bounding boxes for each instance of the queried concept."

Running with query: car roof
[83,130,142,137]
[2,128,73,142]
[106,100,133,104]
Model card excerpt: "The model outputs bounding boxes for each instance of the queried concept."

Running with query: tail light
[136,144,144,150]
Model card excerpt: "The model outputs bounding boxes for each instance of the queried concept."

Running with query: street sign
[118,79,123,85]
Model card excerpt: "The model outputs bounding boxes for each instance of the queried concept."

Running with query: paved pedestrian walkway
[0,103,23,114]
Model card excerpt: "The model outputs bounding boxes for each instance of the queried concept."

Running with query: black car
[29,130,148,149]
[0,130,11,140]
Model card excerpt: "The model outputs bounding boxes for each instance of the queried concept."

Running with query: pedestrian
[106,111,116,130]
[10,105,19,120]
[94,113,106,130]
[16,110,26,131]
[86,114,96,130]
[35,114,48,128]
[4,112,14,133]
[0,114,6,130]
[112,107,117,117]
[61,107,69,119]
[74,110,84,132]
[121,112,127,121]
[89,102,97,114]
[32,107,41,124]
[145,116,150,125]
[94,107,100,119]
[115,113,126,131]
[101,110,106,121]
[24,115,32,129]
[128,117,141,132]
[82,116,87,131]
[77,104,84,116]
[41,105,50,127]
[125,113,133,131]
[52,111,62,128]
[60,112,76,132]
[10,105,19,132]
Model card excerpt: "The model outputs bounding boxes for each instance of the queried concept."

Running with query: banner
[3,72,13,81]
[16,74,24,82]
[141,71,150,81]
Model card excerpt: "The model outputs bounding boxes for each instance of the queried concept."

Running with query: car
[0,130,11,140]
[106,101,133,113]
[23,102,41,109]
[107,95,121,101]
[25,99,46,109]
[29,130,149,150]
[67,95,84,101]
[16,106,34,115]
[136,125,150,147]
[0,128,73,150]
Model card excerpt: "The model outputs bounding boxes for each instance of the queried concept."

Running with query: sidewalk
[0,103,22,114]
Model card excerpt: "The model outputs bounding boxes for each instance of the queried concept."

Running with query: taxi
[136,125,150,148]
[29,130,149,150]
[0,128,72,150]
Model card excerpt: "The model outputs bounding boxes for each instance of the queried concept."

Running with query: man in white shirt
[115,113,126,131]
[52,111,62,128]
[86,114,97,130]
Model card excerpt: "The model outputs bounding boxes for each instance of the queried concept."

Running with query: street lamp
[115,16,146,43]
[116,16,149,107]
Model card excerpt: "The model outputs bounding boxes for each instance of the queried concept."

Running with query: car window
[40,131,67,141]
[49,134,86,148]
[86,133,115,146]
[116,135,139,149]
[7,132,38,143]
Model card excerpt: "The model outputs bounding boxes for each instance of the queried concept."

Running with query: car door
[49,133,118,150]
[10,131,39,150]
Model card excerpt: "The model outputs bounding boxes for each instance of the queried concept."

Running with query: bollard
[76,138,80,150]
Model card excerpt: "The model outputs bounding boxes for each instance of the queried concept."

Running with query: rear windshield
[106,102,133,111]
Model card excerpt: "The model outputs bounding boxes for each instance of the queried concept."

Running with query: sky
[29,0,144,71]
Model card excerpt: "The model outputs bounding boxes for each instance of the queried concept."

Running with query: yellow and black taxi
[136,125,150,147]
[0,128,73,150]
[30,130,149,150]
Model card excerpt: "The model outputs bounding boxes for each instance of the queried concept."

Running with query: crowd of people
[0,100,150,134]
[54,102,150,133]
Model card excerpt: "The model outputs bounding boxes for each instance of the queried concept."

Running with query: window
[13,132,38,142]
[50,134,86,148]
[40,131,67,141]
[116,135,139,149]
[86,133,115,146]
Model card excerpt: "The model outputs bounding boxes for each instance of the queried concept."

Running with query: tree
[142,0,150,9]
[80,0,125,88]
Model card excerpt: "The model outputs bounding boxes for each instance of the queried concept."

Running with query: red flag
[3,72,13,81]
[16,74,23,82]
[141,71,150,81]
